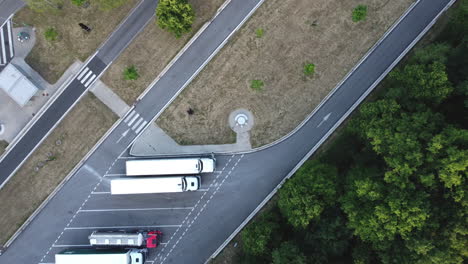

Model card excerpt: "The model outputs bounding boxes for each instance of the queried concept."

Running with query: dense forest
[238,1,467,263]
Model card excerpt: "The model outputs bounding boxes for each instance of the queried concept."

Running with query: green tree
[386,62,453,107]
[156,0,195,38]
[93,0,127,10]
[278,160,337,228]
[409,43,451,65]
[352,5,368,22]
[242,212,279,257]
[271,241,306,264]
[44,27,59,41]
[123,65,139,80]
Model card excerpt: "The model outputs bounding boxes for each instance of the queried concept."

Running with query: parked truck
[55,248,146,264]
[125,157,216,176]
[89,230,162,248]
[111,176,201,195]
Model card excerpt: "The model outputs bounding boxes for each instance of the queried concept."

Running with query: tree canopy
[156,0,195,38]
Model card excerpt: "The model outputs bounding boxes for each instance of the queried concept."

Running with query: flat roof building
[0,63,39,107]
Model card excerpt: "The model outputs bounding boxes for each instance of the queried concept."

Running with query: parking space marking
[65,225,181,230]
[155,155,244,263]
[52,244,89,248]
[78,207,193,212]
[91,191,110,195]
[104,173,126,177]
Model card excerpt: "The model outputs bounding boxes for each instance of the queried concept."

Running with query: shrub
[256,28,264,38]
[156,0,195,38]
[251,79,264,91]
[44,27,59,41]
[71,0,86,6]
[352,5,368,22]
[304,63,315,76]
[123,65,139,80]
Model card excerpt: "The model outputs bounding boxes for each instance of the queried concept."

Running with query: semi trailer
[125,157,216,176]
[89,230,161,248]
[111,176,201,194]
[55,248,146,264]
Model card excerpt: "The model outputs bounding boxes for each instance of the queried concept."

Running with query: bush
[352,5,368,22]
[256,28,264,38]
[71,0,86,6]
[303,63,315,76]
[44,27,59,41]
[251,79,264,91]
[242,213,279,256]
[156,0,195,38]
[123,65,139,80]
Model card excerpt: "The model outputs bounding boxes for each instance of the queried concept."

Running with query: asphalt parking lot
[38,154,238,264]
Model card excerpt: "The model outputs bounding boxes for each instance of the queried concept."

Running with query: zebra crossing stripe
[77,68,89,81]
[81,71,93,84]
[132,118,143,130]
[84,74,96,87]
[0,26,6,65]
[135,120,148,134]
[124,110,136,123]
[127,113,140,126]
[7,20,13,58]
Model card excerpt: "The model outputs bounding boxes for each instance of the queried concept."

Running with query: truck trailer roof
[55,249,137,264]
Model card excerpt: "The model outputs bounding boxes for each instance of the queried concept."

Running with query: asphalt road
[0,0,158,189]
[0,0,454,263]
[0,0,23,27]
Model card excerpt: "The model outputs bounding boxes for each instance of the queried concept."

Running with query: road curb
[208,0,457,260]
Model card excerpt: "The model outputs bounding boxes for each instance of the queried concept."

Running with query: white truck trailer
[88,230,161,248]
[125,157,216,176]
[55,248,145,264]
[111,176,200,195]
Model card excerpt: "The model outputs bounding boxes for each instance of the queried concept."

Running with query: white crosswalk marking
[0,26,6,65]
[7,20,13,58]
[81,71,93,84]
[135,120,148,134]
[127,113,140,126]
[77,67,89,81]
[132,117,143,130]
[124,110,136,123]
[84,74,96,87]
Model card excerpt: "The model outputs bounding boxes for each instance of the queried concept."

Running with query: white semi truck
[55,248,145,264]
[89,230,161,248]
[125,157,216,176]
[111,176,201,195]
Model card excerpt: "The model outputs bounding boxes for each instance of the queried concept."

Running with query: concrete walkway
[130,109,254,156]
[89,80,130,118]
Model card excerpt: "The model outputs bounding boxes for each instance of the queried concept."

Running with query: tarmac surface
[0,0,455,263]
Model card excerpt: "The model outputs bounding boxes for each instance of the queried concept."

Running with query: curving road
[0,0,455,263]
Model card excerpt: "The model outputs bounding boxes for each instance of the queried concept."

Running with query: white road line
[132,117,144,130]
[0,26,6,64]
[135,120,148,134]
[77,67,90,81]
[78,207,194,212]
[197,189,209,192]
[52,244,89,248]
[80,70,93,84]
[123,110,136,123]
[84,74,97,87]
[91,191,110,194]
[127,113,140,126]
[65,225,181,230]
[104,173,126,177]
[7,20,13,58]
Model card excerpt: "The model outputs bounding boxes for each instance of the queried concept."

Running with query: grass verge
[0,95,116,245]
[156,0,413,147]
[101,0,225,105]
[13,0,138,83]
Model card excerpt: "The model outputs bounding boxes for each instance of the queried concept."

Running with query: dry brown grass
[0,95,116,245]
[156,0,413,147]
[0,140,7,155]
[13,0,138,83]
[101,0,225,105]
